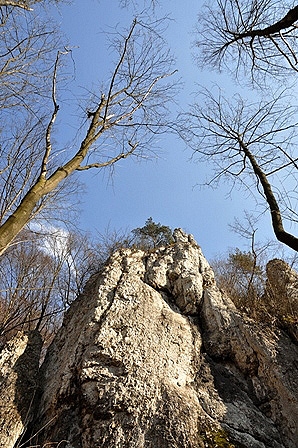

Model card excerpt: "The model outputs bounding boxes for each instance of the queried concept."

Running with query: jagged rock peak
[3,234,298,448]
[173,227,197,244]
[266,258,298,296]
[263,258,298,343]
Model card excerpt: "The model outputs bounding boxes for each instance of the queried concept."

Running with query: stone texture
[28,246,208,447]
[8,232,298,448]
[0,330,42,448]
[200,285,298,447]
[266,259,298,297]
[263,258,298,342]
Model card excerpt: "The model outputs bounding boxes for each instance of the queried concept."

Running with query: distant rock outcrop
[1,231,298,447]
[264,258,298,343]
[264,258,298,308]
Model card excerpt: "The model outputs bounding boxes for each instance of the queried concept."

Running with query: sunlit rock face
[9,230,298,448]
[259,258,298,345]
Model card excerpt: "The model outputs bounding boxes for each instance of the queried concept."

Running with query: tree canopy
[131,217,173,249]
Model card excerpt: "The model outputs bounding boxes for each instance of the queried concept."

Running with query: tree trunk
[239,140,298,252]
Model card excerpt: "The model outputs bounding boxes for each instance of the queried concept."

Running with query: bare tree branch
[196,1,298,82]
[185,87,298,252]
[0,1,32,10]
[76,141,139,171]
[0,0,62,9]
[237,136,298,251]
[40,51,62,179]
[0,16,178,255]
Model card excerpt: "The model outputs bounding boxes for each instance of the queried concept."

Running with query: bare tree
[189,1,298,252]
[0,1,40,9]
[120,0,158,8]
[0,8,177,255]
[0,2,69,229]
[0,227,108,346]
[212,211,298,339]
[0,8,60,112]
[0,0,61,9]
[196,1,298,82]
[187,87,298,251]
[0,229,65,345]
[213,248,265,317]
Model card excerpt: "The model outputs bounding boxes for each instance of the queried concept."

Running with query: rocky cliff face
[0,330,42,448]
[1,230,298,448]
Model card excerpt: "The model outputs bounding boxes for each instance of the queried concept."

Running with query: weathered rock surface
[0,330,42,448]
[266,259,298,298]
[263,258,298,342]
[4,231,298,447]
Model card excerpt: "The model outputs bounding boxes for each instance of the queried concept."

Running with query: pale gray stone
[3,232,298,448]
[0,330,42,448]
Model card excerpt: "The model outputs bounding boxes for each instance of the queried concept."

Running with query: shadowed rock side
[22,230,297,448]
[0,330,42,448]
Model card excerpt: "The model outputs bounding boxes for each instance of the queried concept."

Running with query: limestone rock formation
[0,330,42,448]
[263,258,298,342]
[265,258,298,310]
[3,231,298,448]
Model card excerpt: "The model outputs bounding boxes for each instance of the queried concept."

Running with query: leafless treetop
[196,1,298,83]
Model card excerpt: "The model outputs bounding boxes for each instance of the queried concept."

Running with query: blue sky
[51,0,278,260]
